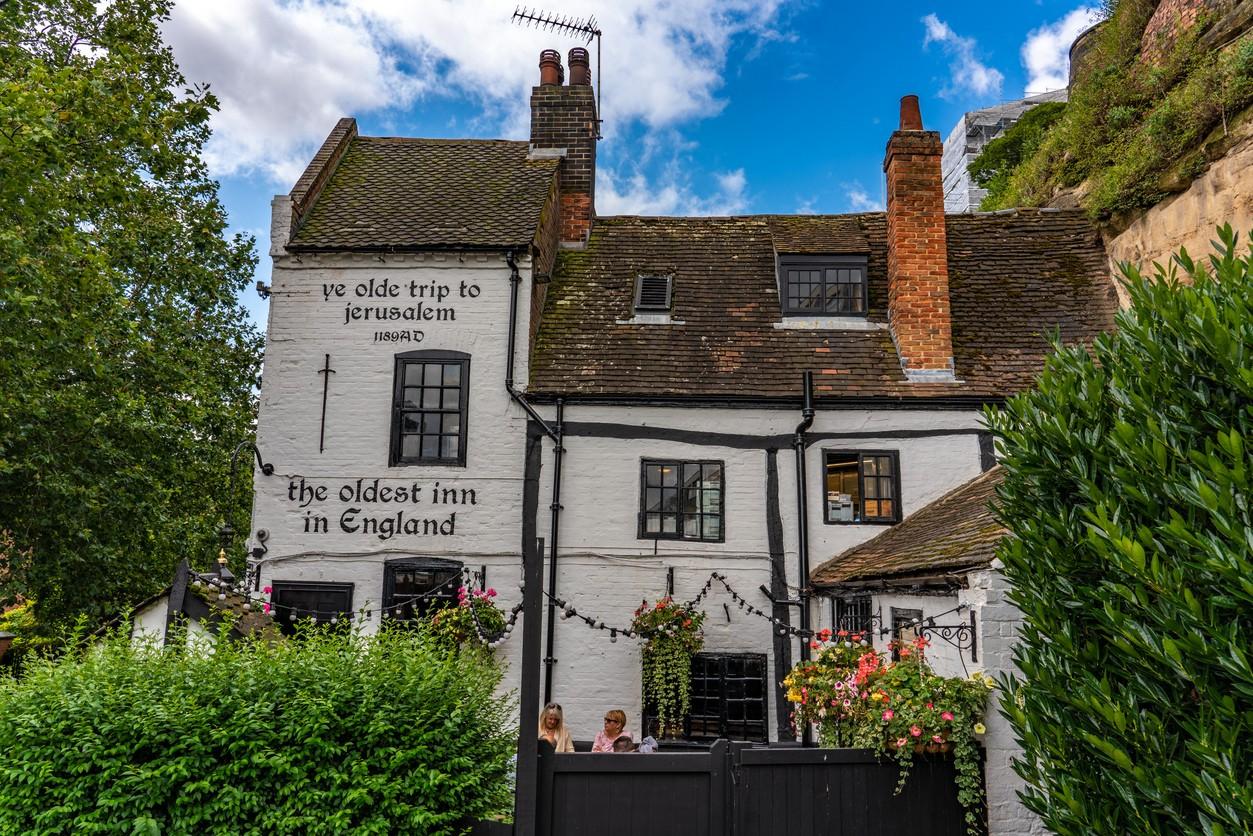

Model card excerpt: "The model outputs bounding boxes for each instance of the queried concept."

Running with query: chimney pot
[539,49,562,86]
[568,47,591,85]
[899,95,923,131]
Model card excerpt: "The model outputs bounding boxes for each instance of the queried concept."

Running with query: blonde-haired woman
[538,702,575,753]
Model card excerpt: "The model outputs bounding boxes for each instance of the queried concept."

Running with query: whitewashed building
[236,47,1116,831]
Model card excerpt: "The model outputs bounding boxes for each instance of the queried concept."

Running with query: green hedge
[0,626,515,834]
[988,227,1252,833]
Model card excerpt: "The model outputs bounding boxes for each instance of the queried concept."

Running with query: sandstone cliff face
[1104,114,1253,301]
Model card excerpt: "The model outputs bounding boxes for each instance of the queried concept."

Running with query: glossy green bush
[0,625,514,834]
[987,227,1253,834]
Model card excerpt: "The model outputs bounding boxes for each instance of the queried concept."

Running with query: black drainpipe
[793,370,815,746]
[505,251,564,705]
[544,399,564,704]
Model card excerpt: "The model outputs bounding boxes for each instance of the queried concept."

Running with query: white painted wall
[131,596,169,646]
[130,596,214,653]
[251,226,991,748]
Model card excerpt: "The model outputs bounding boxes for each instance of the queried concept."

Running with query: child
[611,735,637,752]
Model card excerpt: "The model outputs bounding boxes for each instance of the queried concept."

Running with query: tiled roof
[288,137,559,250]
[529,209,1117,400]
[811,467,1006,588]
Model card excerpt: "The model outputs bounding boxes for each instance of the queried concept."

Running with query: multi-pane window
[891,607,924,661]
[823,450,900,524]
[269,582,354,636]
[778,255,868,315]
[639,460,724,541]
[833,594,875,636]
[685,653,768,742]
[391,350,469,466]
[382,559,462,622]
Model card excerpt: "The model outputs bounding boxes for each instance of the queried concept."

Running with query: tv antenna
[511,6,603,138]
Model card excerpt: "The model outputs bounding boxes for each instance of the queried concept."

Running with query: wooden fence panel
[733,747,969,836]
[531,742,973,836]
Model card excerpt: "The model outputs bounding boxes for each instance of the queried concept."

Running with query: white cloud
[844,185,883,212]
[598,166,750,216]
[921,13,1004,99]
[1021,7,1103,95]
[164,0,787,184]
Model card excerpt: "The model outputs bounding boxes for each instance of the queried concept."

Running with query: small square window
[778,255,868,316]
[639,459,724,542]
[823,450,900,524]
[383,559,462,622]
[634,275,673,312]
[269,582,354,636]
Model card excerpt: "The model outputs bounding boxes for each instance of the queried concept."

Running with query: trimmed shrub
[987,227,1252,834]
[0,625,515,834]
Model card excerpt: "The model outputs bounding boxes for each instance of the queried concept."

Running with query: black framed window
[778,255,868,315]
[823,450,900,524]
[891,607,923,661]
[645,653,767,742]
[270,581,354,636]
[382,558,462,622]
[639,460,724,541]
[833,594,875,635]
[390,350,469,466]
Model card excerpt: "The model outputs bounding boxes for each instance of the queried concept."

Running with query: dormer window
[778,255,867,316]
[634,275,673,313]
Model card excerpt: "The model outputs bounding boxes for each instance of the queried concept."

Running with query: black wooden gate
[528,741,973,836]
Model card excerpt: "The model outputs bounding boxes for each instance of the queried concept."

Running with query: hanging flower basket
[426,587,505,650]
[632,597,705,739]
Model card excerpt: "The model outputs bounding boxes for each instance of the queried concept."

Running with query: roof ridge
[357,136,529,145]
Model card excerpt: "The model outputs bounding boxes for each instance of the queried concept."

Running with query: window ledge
[773,317,885,331]
[616,313,685,325]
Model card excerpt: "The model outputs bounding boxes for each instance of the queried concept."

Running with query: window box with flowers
[784,632,993,834]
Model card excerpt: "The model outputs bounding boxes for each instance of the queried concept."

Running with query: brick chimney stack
[530,48,598,246]
[883,94,956,381]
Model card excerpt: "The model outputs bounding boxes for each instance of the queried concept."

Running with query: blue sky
[161,1,1101,327]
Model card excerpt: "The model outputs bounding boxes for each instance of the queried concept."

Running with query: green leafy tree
[0,626,515,833]
[987,227,1252,834]
[969,101,1066,211]
[0,0,261,630]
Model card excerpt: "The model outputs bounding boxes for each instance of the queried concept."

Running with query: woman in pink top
[591,709,630,752]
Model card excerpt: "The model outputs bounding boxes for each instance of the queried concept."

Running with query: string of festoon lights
[539,571,820,644]
[190,567,819,644]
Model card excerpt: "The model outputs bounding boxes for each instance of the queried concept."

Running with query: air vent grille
[634,275,672,312]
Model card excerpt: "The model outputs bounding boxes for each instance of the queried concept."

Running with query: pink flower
[882,709,894,721]
[896,737,908,748]
[262,603,271,614]
[262,586,272,595]
[932,735,943,743]
[941,711,954,721]
[842,699,851,707]
[833,681,844,691]
[810,641,821,650]
[926,702,934,709]
[910,725,922,737]
[486,587,497,597]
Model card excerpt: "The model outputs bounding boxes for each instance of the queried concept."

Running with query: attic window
[779,255,867,316]
[634,275,673,313]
